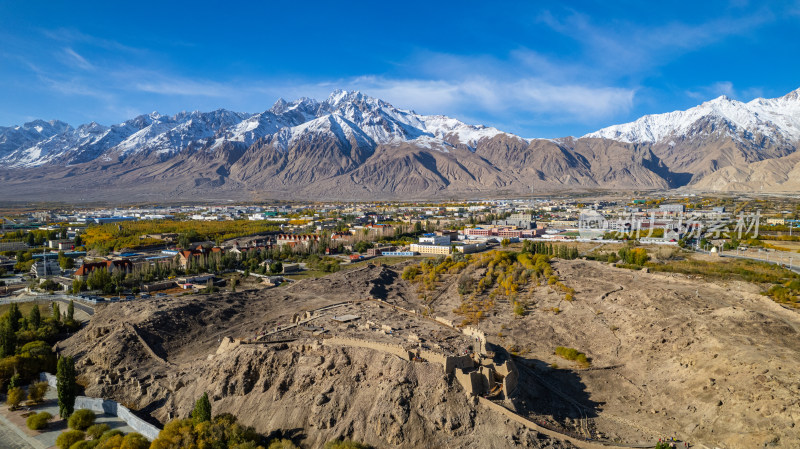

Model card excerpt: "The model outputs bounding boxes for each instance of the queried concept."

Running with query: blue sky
[1,1,799,138]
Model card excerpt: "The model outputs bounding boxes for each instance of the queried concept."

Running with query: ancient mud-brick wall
[418,350,474,374]
[444,354,475,374]
[322,336,411,361]
[434,316,455,327]
[455,369,486,396]
[494,358,518,395]
[461,326,487,353]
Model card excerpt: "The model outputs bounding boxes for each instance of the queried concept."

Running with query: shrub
[191,392,211,423]
[26,411,53,430]
[6,386,25,410]
[56,429,85,449]
[28,381,49,403]
[120,433,150,449]
[268,439,301,449]
[97,429,123,444]
[96,435,123,449]
[401,265,419,280]
[86,423,111,439]
[555,346,590,368]
[68,409,96,430]
[324,440,371,449]
[512,301,525,317]
[68,441,92,449]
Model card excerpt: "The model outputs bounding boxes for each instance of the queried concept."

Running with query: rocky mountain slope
[1,88,799,200]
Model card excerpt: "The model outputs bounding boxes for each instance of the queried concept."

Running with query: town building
[74,259,133,281]
[494,212,536,229]
[177,247,224,269]
[30,259,61,278]
[276,234,320,248]
[418,234,452,246]
[659,204,686,213]
[409,243,451,255]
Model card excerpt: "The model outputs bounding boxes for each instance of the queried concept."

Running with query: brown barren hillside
[55,260,800,448]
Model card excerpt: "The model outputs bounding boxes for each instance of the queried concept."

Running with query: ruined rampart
[322,336,411,361]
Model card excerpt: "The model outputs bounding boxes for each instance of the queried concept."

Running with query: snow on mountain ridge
[585,89,800,144]
[0,90,516,166]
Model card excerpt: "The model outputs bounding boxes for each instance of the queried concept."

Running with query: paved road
[0,414,36,449]
[717,250,800,274]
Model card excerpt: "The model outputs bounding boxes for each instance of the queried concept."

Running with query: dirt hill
[55,260,800,448]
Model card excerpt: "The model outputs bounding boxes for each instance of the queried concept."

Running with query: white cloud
[686,81,765,102]
[62,48,94,70]
[536,9,774,77]
[334,76,635,124]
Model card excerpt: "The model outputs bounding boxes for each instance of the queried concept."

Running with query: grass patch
[0,302,46,317]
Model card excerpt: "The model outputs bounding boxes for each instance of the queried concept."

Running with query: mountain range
[1,88,799,201]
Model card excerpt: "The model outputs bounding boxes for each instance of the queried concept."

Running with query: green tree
[0,316,16,357]
[9,372,22,389]
[29,304,42,329]
[27,232,35,246]
[72,280,86,295]
[57,356,77,419]
[67,300,75,323]
[8,303,22,332]
[52,302,61,322]
[192,392,211,423]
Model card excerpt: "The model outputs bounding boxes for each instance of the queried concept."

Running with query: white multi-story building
[409,243,451,255]
[30,259,60,278]
[418,234,451,246]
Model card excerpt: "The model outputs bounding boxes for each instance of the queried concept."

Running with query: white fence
[40,373,161,440]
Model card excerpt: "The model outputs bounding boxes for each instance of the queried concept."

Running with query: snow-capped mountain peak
[584,89,800,144]
[0,90,519,167]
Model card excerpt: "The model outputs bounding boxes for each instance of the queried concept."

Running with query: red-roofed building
[276,234,320,248]
[177,247,224,269]
[74,259,133,281]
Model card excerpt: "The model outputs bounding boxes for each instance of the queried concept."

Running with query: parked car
[125,295,135,301]
[140,294,151,299]
[155,292,168,297]
[110,297,120,301]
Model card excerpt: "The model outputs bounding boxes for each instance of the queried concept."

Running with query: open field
[762,240,800,252]
[0,302,44,317]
